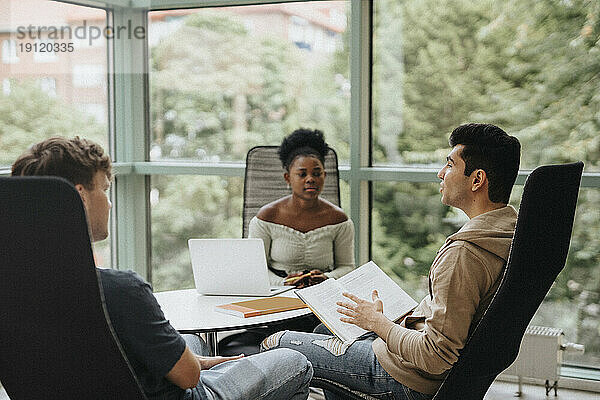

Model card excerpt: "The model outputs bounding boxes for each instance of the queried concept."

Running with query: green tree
[149,10,351,290]
[474,0,600,360]
[372,0,507,297]
[151,175,243,291]
[373,0,600,365]
[150,12,304,161]
[0,80,106,166]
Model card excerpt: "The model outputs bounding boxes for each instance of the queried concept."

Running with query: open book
[295,261,418,343]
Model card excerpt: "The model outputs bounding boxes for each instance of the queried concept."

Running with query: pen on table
[284,272,313,285]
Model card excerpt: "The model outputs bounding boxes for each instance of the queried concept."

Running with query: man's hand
[196,354,244,370]
[336,290,394,338]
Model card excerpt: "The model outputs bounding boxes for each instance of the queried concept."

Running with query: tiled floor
[483,380,598,400]
[1,380,597,399]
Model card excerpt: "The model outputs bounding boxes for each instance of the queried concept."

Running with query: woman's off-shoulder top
[248,216,355,286]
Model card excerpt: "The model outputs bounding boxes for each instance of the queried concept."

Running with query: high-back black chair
[311,162,584,400]
[0,177,147,400]
[431,162,583,399]
[242,145,340,237]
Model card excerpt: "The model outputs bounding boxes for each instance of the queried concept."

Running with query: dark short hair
[11,136,112,189]
[278,128,329,170]
[449,123,520,204]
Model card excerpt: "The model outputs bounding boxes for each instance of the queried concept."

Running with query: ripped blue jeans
[183,334,313,400]
[260,328,432,400]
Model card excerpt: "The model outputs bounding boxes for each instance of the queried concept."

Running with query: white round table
[154,288,312,355]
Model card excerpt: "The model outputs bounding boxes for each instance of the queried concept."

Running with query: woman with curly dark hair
[248,128,355,289]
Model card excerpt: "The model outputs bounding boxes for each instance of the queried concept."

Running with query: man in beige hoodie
[261,123,521,399]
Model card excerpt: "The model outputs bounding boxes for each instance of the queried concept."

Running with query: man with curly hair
[12,136,313,400]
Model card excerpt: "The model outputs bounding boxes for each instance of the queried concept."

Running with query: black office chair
[0,177,147,400]
[311,162,584,400]
[242,145,340,237]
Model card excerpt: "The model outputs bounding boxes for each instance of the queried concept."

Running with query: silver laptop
[188,238,292,296]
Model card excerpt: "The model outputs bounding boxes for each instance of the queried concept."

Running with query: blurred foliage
[372,0,600,365]
[149,9,351,292]
[0,80,107,166]
[151,175,243,290]
[150,10,350,162]
[372,183,457,283]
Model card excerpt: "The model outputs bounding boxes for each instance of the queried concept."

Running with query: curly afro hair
[278,128,329,170]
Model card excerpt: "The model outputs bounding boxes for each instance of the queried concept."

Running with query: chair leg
[515,375,522,397]
[206,332,218,356]
[544,380,558,396]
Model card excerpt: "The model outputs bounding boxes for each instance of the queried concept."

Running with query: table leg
[206,332,218,356]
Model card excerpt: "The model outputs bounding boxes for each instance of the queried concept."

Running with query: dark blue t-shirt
[98,268,188,400]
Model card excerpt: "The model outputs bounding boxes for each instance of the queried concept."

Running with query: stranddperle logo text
[16,20,146,46]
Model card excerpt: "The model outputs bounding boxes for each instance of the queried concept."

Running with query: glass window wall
[372,0,600,172]
[372,0,600,369]
[148,2,351,164]
[0,0,111,266]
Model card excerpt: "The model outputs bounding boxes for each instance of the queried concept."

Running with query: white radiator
[501,326,584,396]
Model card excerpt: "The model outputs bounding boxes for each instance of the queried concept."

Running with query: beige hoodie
[372,206,517,395]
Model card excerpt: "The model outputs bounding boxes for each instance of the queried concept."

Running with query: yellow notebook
[215,297,308,318]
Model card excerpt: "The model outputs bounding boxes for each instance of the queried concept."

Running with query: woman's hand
[284,270,328,288]
[307,269,328,286]
[336,290,394,338]
[284,271,310,287]
[196,354,244,370]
